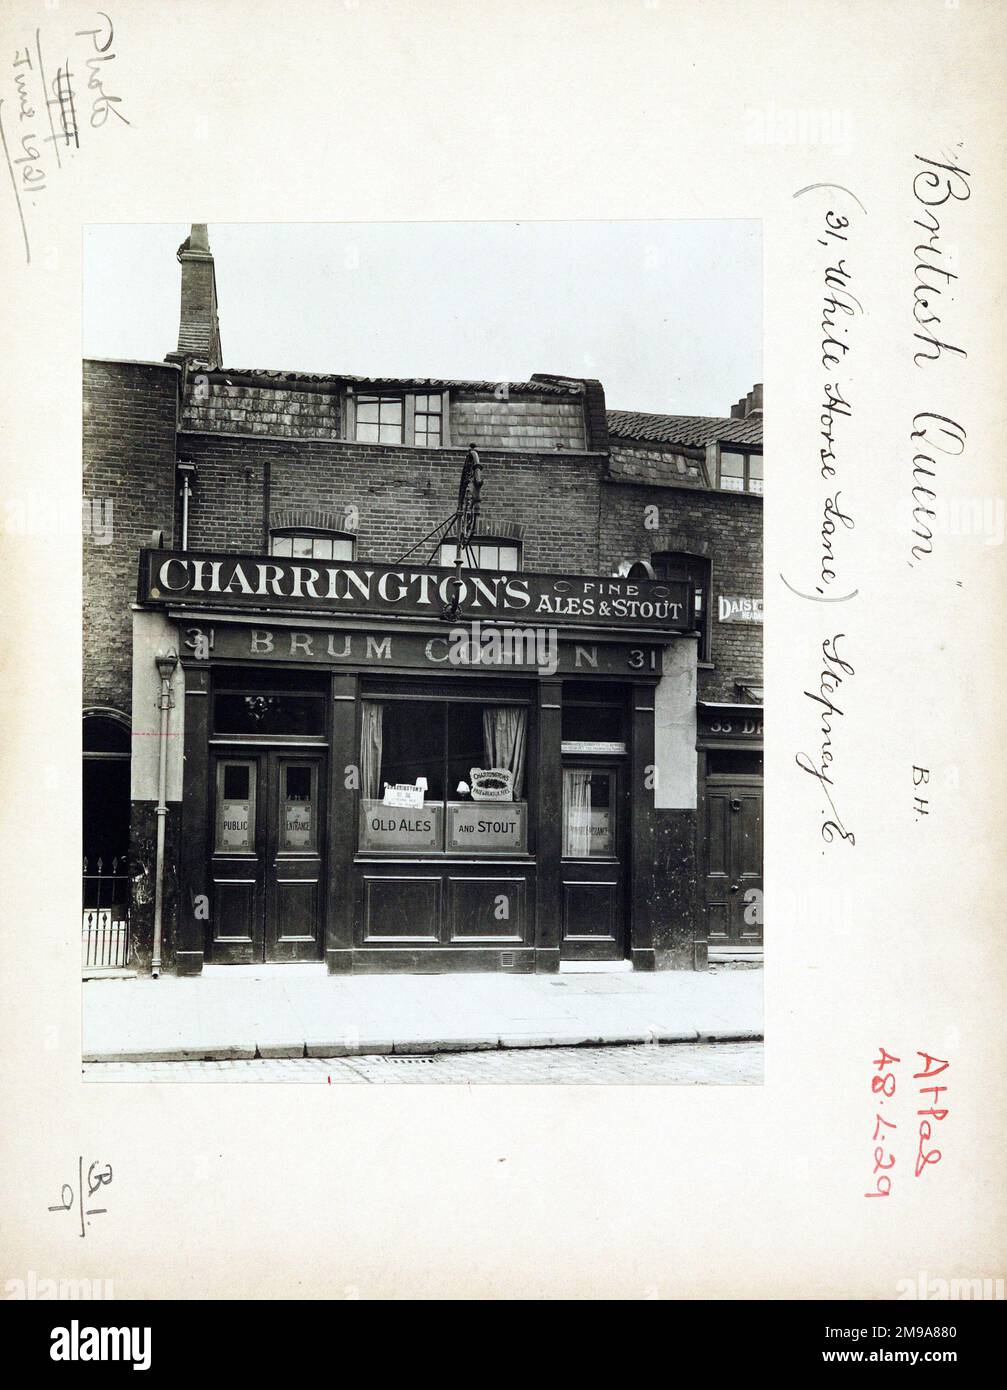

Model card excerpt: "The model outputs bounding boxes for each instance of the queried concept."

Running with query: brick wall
[599,479,763,702]
[83,360,179,715]
[179,433,605,573]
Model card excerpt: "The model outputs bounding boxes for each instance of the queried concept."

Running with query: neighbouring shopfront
[134,548,697,974]
[697,702,764,957]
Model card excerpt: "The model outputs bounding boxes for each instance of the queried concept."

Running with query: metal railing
[82,856,130,971]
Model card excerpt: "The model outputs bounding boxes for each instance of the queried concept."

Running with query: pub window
[358,697,528,854]
[562,768,616,858]
[719,449,763,495]
[436,539,521,571]
[652,553,711,660]
[355,393,405,444]
[270,531,355,561]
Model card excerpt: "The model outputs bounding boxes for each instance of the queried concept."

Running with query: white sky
[83,221,761,417]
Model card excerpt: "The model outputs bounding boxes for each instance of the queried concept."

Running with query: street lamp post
[151,649,178,978]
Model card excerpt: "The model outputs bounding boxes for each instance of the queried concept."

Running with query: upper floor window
[350,390,450,447]
[413,393,443,446]
[437,539,521,571]
[652,552,710,660]
[271,531,355,561]
[719,450,763,495]
[355,394,404,444]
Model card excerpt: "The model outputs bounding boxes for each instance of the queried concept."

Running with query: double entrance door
[210,748,325,962]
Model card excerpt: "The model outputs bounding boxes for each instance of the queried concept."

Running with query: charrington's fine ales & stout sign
[139,549,691,631]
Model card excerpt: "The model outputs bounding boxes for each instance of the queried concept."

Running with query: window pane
[720,451,745,477]
[292,536,312,558]
[355,421,380,442]
[476,544,497,569]
[563,769,615,857]
[748,477,763,495]
[448,703,486,798]
[223,765,249,799]
[439,541,465,567]
[312,537,333,560]
[458,703,527,800]
[332,538,354,561]
[381,398,403,424]
[376,699,445,801]
[356,399,380,422]
[379,422,403,443]
[216,761,255,853]
[561,704,623,743]
[271,535,292,556]
[748,453,763,479]
[214,693,326,736]
[281,764,315,850]
[497,545,518,571]
[721,475,744,492]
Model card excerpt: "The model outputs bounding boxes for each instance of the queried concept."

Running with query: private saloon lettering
[156,557,532,611]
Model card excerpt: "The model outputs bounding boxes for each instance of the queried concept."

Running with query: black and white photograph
[2,0,1004,1332]
[82,219,764,1084]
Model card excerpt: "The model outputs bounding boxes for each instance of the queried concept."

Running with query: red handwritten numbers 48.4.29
[865,1047,900,1198]
[864,1047,950,1197]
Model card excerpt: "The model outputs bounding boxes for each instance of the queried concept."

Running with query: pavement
[84,1040,764,1085]
[82,962,762,1063]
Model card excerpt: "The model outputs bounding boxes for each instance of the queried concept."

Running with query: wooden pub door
[209,749,326,963]
[702,777,763,953]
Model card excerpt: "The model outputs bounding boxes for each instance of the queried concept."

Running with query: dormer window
[413,393,443,446]
[348,389,450,447]
[719,449,763,494]
[355,394,404,444]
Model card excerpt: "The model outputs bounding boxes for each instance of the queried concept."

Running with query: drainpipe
[152,649,178,978]
[177,461,196,551]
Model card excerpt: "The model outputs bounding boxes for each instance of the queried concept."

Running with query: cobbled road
[84,1040,763,1085]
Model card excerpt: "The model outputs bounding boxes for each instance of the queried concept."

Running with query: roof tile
[606,409,763,447]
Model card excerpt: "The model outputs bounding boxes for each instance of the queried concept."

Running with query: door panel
[447,876,525,943]
[266,756,324,960]
[560,763,627,961]
[703,780,763,946]
[362,876,441,942]
[210,757,264,963]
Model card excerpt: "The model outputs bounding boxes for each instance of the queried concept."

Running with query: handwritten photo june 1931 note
[0,0,1004,1353]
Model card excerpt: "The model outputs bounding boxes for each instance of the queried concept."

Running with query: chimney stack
[170,223,222,367]
[728,383,763,418]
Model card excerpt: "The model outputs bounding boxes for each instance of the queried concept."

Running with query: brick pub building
[82,226,762,976]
